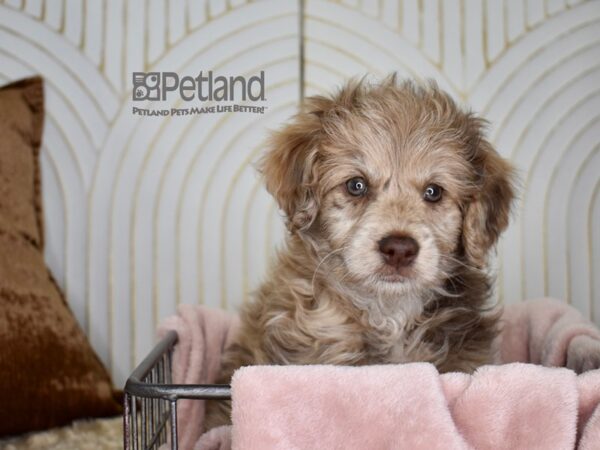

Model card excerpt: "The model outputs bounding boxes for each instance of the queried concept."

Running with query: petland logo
[132,71,267,116]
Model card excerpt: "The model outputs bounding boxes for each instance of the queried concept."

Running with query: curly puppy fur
[205,76,516,429]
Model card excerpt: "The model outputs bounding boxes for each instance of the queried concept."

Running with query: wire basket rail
[123,330,231,450]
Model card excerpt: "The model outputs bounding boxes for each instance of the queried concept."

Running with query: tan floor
[0,417,123,450]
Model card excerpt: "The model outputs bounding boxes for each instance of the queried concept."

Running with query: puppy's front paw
[566,335,600,374]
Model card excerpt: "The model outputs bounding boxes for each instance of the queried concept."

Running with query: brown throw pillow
[0,77,122,436]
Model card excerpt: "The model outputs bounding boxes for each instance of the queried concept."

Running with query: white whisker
[437,254,488,275]
[311,247,347,295]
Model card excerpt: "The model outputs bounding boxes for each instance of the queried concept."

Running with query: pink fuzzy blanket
[158,299,600,450]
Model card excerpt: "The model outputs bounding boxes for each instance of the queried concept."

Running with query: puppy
[205,76,598,429]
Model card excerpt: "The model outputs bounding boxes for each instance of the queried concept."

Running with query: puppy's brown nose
[378,235,419,268]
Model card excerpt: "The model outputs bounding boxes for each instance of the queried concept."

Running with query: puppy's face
[318,139,467,293]
[261,79,514,297]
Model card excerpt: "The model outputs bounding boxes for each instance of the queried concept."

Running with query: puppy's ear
[462,125,516,267]
[259,101,327,232]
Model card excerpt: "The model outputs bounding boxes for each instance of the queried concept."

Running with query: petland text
[132,71,266,102]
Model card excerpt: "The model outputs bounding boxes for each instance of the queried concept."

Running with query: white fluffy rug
[0,417,122,450]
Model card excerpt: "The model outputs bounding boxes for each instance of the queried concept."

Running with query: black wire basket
[123,330,230,450]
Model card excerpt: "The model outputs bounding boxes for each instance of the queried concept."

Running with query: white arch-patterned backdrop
[0,0,598,385]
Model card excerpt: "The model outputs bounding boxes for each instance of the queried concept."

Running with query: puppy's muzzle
[378,235,419,269]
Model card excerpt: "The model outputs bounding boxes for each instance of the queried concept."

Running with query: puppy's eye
[346,177,368,196]
[423,184,443,202]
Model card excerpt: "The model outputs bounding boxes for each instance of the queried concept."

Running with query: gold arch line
[520,96,600,304]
